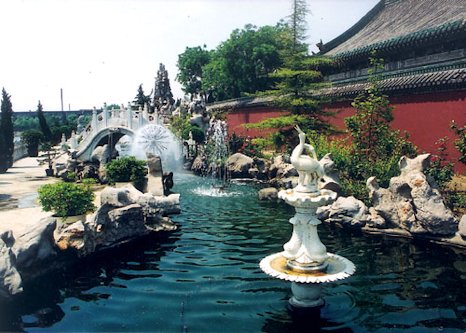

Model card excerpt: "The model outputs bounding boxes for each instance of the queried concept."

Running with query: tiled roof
[318,67,466,97]
[323,0,466,59]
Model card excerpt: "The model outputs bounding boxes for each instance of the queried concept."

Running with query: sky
[0,0,379,112]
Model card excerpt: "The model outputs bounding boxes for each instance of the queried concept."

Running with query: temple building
[209,0,466,172]
[319,0,466,172]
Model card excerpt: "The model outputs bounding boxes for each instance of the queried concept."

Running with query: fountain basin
[260,252,355,308]
[260,252,355,284]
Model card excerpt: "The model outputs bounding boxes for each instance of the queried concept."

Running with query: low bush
[105,156,147,190]
[38,182,96,217]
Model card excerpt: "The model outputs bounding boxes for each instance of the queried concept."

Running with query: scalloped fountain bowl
[260,187,356,309]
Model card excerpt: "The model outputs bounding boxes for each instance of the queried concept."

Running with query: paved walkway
[0,157,57,233]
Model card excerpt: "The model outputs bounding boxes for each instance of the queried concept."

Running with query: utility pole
[60,88,66,123]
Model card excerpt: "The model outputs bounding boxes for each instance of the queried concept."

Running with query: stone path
[0,157,57,233]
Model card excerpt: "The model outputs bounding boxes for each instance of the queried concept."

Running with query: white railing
[74,103,162,151]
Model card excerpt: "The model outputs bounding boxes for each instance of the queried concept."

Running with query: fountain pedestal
[260,125,355,309]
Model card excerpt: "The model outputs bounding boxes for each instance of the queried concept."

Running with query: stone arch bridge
[68,103,163,162]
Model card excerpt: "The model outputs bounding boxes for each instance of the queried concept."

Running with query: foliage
[21,129,45,157]
[169,114,190,138]
[238,137,263,158]
[177,24,289,102]
[133,84,152,109]
[105,156,147,190]
[81,178,98,186]
[307,131,412,204]
[182,125,205,144]
[62,171,78,183]
[176,45,211,96]
[37,101,52,141]
[246,2,336,141]
[344,56,415,163]
[40,142,54,169]
[298,55,416,204]
[450,120,466,165]
[1,88,14,169]
[38,182,96,217]
[424,137,454,188]
[228,133,245,154]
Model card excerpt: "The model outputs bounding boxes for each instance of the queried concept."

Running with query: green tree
[176,45,211,97]
[341,55,416,201]
[1,88,14,169]
[37,101,52,141]
[21,129,45,157]
[201,23,289,101]
[247,1,335,142]
[0,123,6,173]
[133,84,151,109]
[450,121,466,165]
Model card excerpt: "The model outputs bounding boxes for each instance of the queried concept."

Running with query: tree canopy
[176,45,211,97]
[177,23,290,101]
[246,1,336,140]
[133,84,152,109]
[37,101,52,141]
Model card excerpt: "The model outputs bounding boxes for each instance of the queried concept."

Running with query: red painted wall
[226,106,285,138]
[325,91,466,174]
[224,90,466,174]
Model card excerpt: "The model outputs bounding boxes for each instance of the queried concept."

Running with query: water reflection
[0,173,464,332]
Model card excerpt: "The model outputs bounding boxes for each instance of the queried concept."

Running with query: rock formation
[367,154,458,235]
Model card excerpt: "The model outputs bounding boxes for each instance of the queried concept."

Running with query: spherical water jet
[131,124,182,170]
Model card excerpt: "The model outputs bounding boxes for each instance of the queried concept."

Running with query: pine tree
[37,101,52,142]
[133,84,152,109]
[248,0,335,145]
[1,88,14,168]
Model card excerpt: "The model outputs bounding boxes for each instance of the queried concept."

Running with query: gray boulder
[458,215,466,238]
[0,231,22,297]
[100,186,135,207]
[227,153,254,178]
[367,154,458,235]
[317,196,368,228]
[13,217,57,271]
[319,153,341,193]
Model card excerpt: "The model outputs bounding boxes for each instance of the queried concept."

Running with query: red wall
[325,91,466,174]
[226,106,285,138]
[225,90,466,174]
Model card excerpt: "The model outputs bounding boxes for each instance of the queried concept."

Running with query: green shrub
[21,129,44,157]
[38,182,96,217]
[182,124,205,143]
[105,156,147,190]
[62,171,77,182]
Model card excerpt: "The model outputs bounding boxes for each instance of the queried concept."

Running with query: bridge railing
[74,104,161,152]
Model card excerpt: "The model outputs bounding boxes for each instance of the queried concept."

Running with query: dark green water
[1,173,465,332]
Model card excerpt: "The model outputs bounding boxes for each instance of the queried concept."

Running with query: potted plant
[40,142,55,176]
[21,130,44,157]
[38,182,96,222]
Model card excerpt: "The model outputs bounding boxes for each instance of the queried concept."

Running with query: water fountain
[131,123,182,170]
[205,119,230,187]
[260,125,355,310]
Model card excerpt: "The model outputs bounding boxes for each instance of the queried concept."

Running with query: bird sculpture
[290,125,324,193]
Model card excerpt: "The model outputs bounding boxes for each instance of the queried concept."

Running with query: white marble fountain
[260,126,355,309]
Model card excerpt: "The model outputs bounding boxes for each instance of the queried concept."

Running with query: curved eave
[318,67,466,98]
[330,19,466,63]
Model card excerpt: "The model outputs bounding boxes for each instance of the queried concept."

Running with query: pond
[1,173,465,332]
